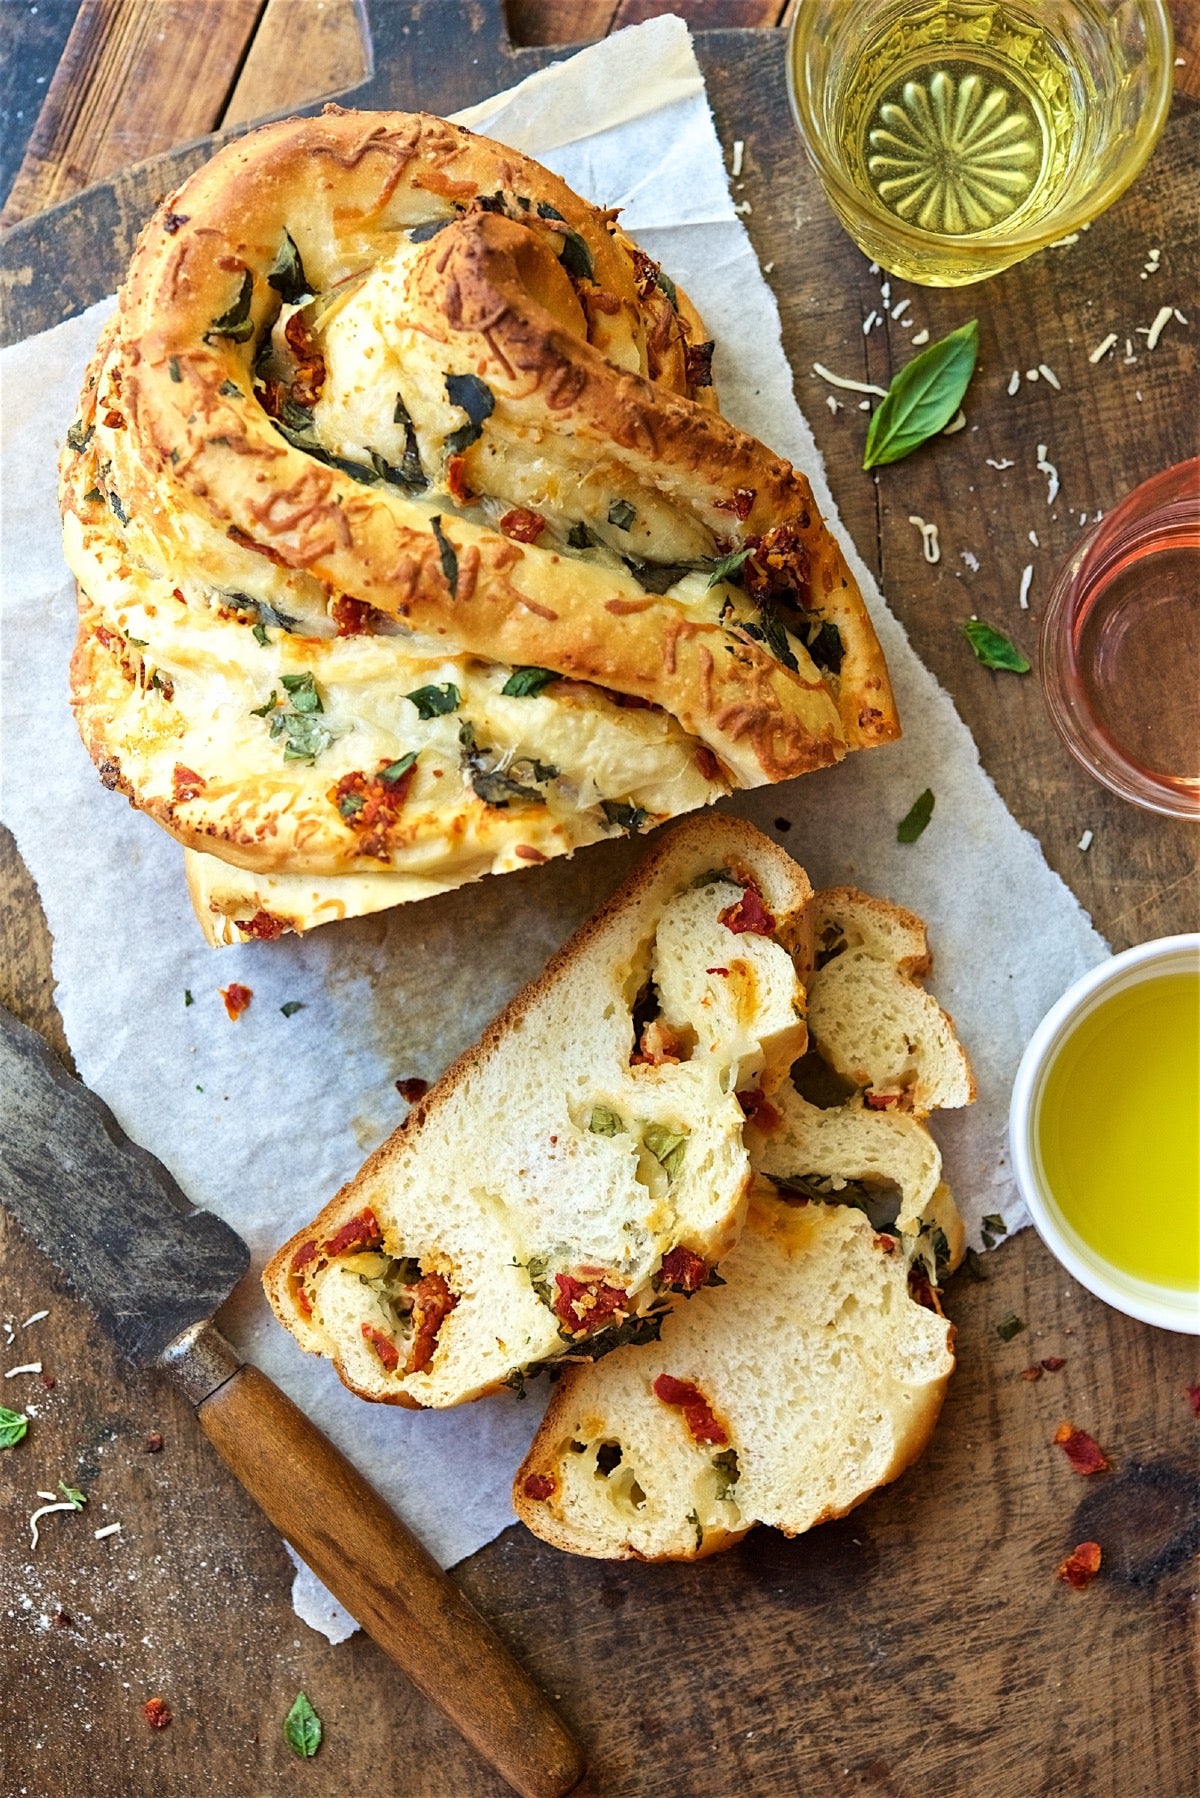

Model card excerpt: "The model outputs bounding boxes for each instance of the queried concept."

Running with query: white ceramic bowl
[1009,934,1200,1335]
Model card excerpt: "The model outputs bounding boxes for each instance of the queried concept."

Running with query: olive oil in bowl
[787,0,1175,285]
[1012,940,1200,1333]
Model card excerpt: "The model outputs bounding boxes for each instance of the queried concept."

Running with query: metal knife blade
[0,1003,248,1364]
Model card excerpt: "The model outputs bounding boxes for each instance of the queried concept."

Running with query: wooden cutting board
[1,3,1197,1794]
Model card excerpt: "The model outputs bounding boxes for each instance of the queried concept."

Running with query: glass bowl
[1040,457,1200,819]
[786,0,1175,286]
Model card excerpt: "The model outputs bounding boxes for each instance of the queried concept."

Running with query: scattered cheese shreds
[1089,332,1118,363]
[1078,829,1094,852]
[731,139,744,178]
[1142,305,1175,349]
[961,550,980,572]
[943,409,967,435]
[1007,370,1021,395]
[908,515,941,564]
[1039,363,1062,390]
[20,1311,49,1329]
[891,298,911,322]
[911,328,929,345]
[1028,529,1040,547]
[94,1523,122,1541]
[1026,367,1040,381]
[812,362,887,396]
[863,310,879,334]
[1019,564,1034,610]
[826,394,841,413]
[858,398,871,410]
[5,1363,43,1378]
[29,1501,78,1552]
[986,457,1015,470]
[1036,443,1060,505]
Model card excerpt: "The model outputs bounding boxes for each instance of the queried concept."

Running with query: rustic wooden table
[1,3,1198,1795]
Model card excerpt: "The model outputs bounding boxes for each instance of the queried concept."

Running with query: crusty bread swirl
[60,108,897,941]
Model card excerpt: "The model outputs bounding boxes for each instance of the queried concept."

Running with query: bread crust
[61,107,898,935]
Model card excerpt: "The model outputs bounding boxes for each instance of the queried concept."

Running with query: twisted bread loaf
[60,108,897,942]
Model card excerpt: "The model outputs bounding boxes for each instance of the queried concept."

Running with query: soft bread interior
[263,817,811,1407]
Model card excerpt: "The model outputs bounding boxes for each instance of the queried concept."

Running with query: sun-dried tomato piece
[741,518,811,605]
[685,340,715,389]
[1053,1423,1110,1475]
[330,595,381,636]
[1021,1366,1044,1382]
[553,1273,628,1336]
[907,1266,941,1313]
[736,1088,781,1133]
[324,1207,383,1258]
[361,1321,400,1373]
[284,310,325,409]
[631,1017,688,1067]
[522,1472,556,1501]
[652,1373,728,1446]
[499,507,547,544]
[874,1234,898,1255]
[864,1090,900,1111]
[235,909,286,941]
[405,1272,459,1375]
[1041,1357,1067,1373]
[330,756,417,860]
[1056,1541,1102,1589]
[1185,1384,1200,1418]
[172,763,205,802]
[713,485,755,521]
[658,1246,711,1293]
[719,882,776,938]
[143,1697,172,1730]
[693,746,721,780]
[219,983,252,1021]
[395,1077,428,1103]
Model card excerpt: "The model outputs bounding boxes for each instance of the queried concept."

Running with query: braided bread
[59,108,898,942]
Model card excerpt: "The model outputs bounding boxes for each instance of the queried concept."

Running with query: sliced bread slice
[263,816,812,1407]
[513,1186,955,1560]
[806,887,975,1115]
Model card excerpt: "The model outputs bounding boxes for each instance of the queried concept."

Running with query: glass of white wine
[787,0,1174,285]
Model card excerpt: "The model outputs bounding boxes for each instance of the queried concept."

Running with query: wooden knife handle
[195,1357,585,1798]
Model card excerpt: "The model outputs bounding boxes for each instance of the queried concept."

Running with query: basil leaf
[655,269,678,309]
[280,672,321,713]
[225,592,299,634]
[502,667,558,698]
[557,229,594,281]
[379,752,416,786]
[218,378,241,398]
[430,516,458,594]
[280,1000,304,1018]
[250,691,277,718]
[642,1122,688,1181]
[962,619,1031,673]
[410,216,454,242]
[252,622,269,648]
[185,989,194,1006]
[406,682,460,719]
[982,1212,1008,1236]
[995,1311,1026,1342]
[897,788,935,843]
[706,546,750,589]
[470,766,545,808]
[59,1482,86,1509]
[266,229,312,305]
[863,320,979,469]
[806,619,844,674]
[66,420,94,453]
[109,491,129,526]
[205,268,255,344]
[536,201,565,222]
[284,1692,322,1759]
[622,557,695,594]
[567,522,593,550]
[0,1405,29,1450]
[607,500,636,532]
[741,597,799,672]
[271,711,336,764]
[711,1447,740,1500]
[444,373,494,455]
[168,358,182,383]
[601,799,649,834]
[588,1106,622,1136]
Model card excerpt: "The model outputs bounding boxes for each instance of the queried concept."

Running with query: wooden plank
[0,0,263,228]
[506,0,619,45]
[222,0,369,128]
[613,0,785,27]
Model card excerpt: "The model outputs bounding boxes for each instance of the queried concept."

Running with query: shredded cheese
[961,550,980,572]
[1140,305,1175,350]
[1038,364,1061,390]
[911,328,929,345]
[1078,829,1094,852]
[1089,332,1118,363]
[1007,370,1021,396]
[863,310,879,334]
[5,1362,43,1378]
[1028,529,1040,547]
[891,298,911,322]
[812,363,887,396]
[908,515,941,564]
[29,1499,80,1551]
[1018,565,1034,610]
[942,409,967,435]
[94,1523,122,1541]
[985,457,1015,470]
[731,139,744,178]
[826,394,841,413]
[1036,444,1060,506]
[20,1311,49,1329]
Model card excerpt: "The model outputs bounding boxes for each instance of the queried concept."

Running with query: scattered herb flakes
[588,1106,622,1136]
[109,490,130,526]
[897,788,935,843]
[280,672,320,713]
[379,752,417,787]
[266,229,312,305]
[995,1311,1025,1341]
[567,522,594,550]
[252,621,270,648]
[280,1001,304,1018]
[168,358,182,384]
[601,799,649,834]
[66,419,94,453]
[218,378,241,399]
[711,1447,740,1499]
[204,268,255,344]
[250,690,278,719]
[260,673,335,764]
[59,1482,86,1509]
[430,516,459,594]
[184,989,194,1007]
[502,667,559,699]
[284,1692,322,1760]
[444,372,495,455]
[642,1122,688,1181]
[1057,1541,1102,1589]
[962,619,1031,673]
[1053,1423,1110,1475]
[655,269,678,309]
[686,1507,704,1551]
[408,216,453,242]
[742,596,798,672]
[406,682,460,719]
[805,619,845,673]
[0,1405,29,1450]
[863,319,980,469]
[981,1213,1009,1250]
[558,229,594,281]
[607,499,636,532]
[83,487,103,503]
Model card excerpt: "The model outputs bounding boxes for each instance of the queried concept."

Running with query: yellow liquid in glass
[1037,972,1200,1291]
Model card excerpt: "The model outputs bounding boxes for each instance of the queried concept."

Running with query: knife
[0,1004,585,1798]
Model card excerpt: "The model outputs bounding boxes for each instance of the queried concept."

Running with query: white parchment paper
[0,17,1108,1629]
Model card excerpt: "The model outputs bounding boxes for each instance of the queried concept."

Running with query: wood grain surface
[1,2,1197,1795]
